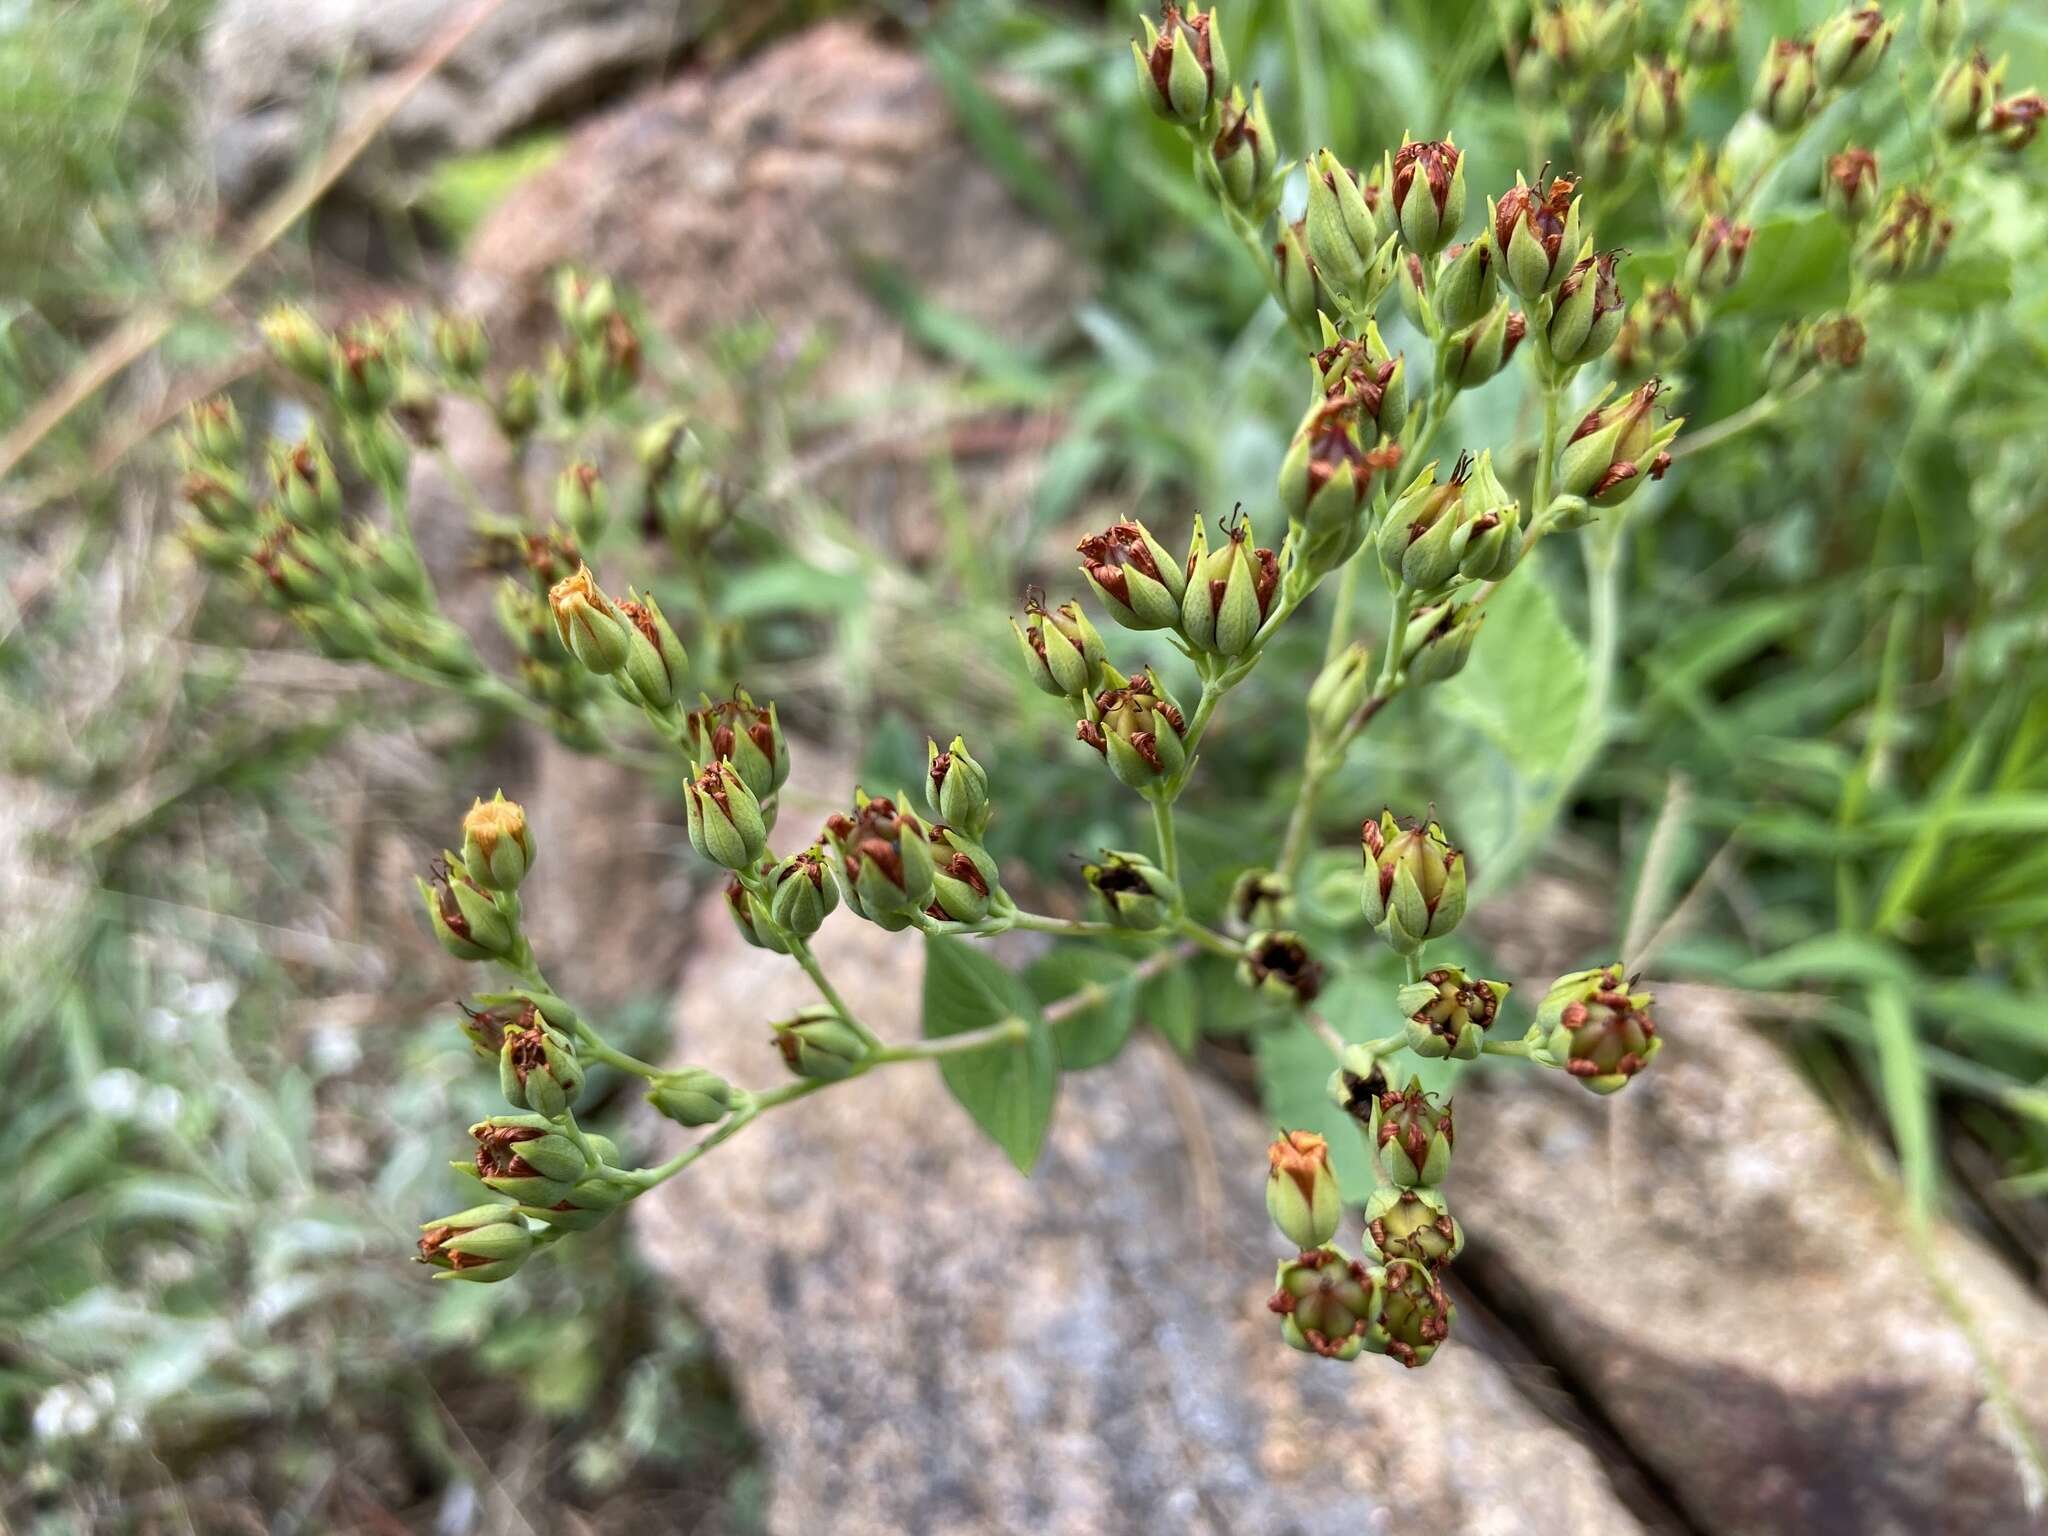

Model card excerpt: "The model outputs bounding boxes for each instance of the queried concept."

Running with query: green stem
[1151,795,1181,884]
[1174,915,1244,961]
[785,934,884,1053]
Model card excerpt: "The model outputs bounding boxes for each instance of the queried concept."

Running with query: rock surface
[633,776,1648,1536]
[206,0,704,206]
[1458,904,2048,1535]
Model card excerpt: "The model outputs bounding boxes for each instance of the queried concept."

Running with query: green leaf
[1710,213,1852,319]
[1439,574,1588,778]
[922,938,1057,1173]
[1868,982,1936,1219]
[1028,948,1138,1071]
[1145,961,1201,1057]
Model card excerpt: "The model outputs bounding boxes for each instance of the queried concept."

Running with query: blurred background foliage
[3,0,2046,1529]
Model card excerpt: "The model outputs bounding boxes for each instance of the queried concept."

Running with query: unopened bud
[1077,519,1187,631]
[1752,39,1821,133]
[1266,1130,1342,1249]
[924,824,1002,925]
[1626,55,1690,144]
[418,1205,533,1283]
[1272,219,1330,334]
[1379,450,1521,589]
[1306,643,1373,741]
[1373,1077,1454,1187]
[548,565,632,675]
[556,462,609,547]
[419,856,515,961]
[684,762,769,871]
[495,369,541,440]
[1537,963,1662,1092]
[1390,138,1467,258]
[647,1067,733,1127]
[1491,174,1583,300]
[1396,965,1508,1059]
[1131,3,1232,129]
[1548,247,1628,366]
[823,791,938,929]
[182,396,244,466]
[261,304,335,387]
[1013,593,1107,700]
[770,846,840,939]
[432,312,489,380]
[925,736,993,839]
[1921,0,1963,56]
[1269,1246,1382,1361]
[1180,509,1280,657]
[1364,1184,1463,1267]
[688,691,788,802]
[1682,217,1753,296]
[1822,147,1881,224]
[1400,600,1485,686]
[1227,867,1294,934]
[1372,1257,1455,1368]
[615,590,689,710]
[1305,148,1399,311]
[1361,811,1466,954]
[494,999,585,1118]
[1075,667,1189,792]
[1680,0,1739,66]
[1813,4,1895,90]
[1615,283,1702,372]
[773,1007,869,1081]
[1084,849,1177,930]
[1209,85,1280,212]
[181,465,254,532]
[1934,51,2002,141]
[1557,379,1685,508]
[1858,187,1953,282]
[1990,91,2047,153]
[461,791,535,892]
[726,863,787,954]
[1438,300,1526,392]
[342,414,409,491]
[331,323,397,417]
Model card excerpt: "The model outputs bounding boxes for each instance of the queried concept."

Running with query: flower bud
[647,1067,733,1128]
[183,522,258,573]
[924,824,1002,926]
[1179,510,1280,657]
[1438,301,1526,393]
[1614,283,1702,373]
[1372,1258,1455,1368]
[1390,138,1466,258]
[342,413,409,490]
[1266,1130,1342,1249]
[331,323,397,417]
[495,369,541,441]
[182,396,244,466]
[1680,0,1739,66]
[1378,451,1521,591]
[773,1007,869,1082]
[685,762,769,871]
[1272,219,1330,335]
[432,312,489,380]
[547,565,633,675]
[1083,848,1177,930]
[688,691,787,802]
[1752,39,1820,133]
[823,791,938,929]
[180,465,254,533]
[517,1176,631,1234]
[1557,378,1685,508]
[461,791,535,892]
[1237,930,1325,1005]
[1537,963,1662,1092]
[471,1116,587,1201]
[418,1205,533,1283]
[555,462,609,547]
[1012,594,1107,699]
[1822,148,1881,224]
[1361,811,1466,954]
[496,1002,586,1118]
[1583,0,1645,69]
[1525,4,1583,86]
[1076,667,1189,792]
[1305,148,1399,311]
[1326,1044,1387,1126]
[1363,1184,1463,1267]
[1306,643,1373,741]
[1269,1246,1382,1361]
[1682,217,1753,296]
[261,303,336,387]
[1431,239,1499,332]
[1397,965,1508,1059]
[1282,347,1408,573]
[1626,55,1690,144]
[1922,0,1963,54]
[1227,868,1294,934]
[768,845,839,938]
[1990,91,2046,153]
[1812,311,1869,370]
[1373,1077,1454,1188]
[1399,600,1485,686]
[1664,143,1731,232]
[926,736,992,840]
[1857,187,1953,281]
[1077,519,1188,631]
[1131,4,1232,128]
[1578,111,1637,190]
[272,433,342,531]
[1208,86,1279,212]
[1547,248,1627,367]
[615,590,689,711]
[725,864,788,954]
[1814,4,1895,90]
[418,856,515,961]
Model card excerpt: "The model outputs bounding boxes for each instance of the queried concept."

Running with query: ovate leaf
[1028,948,1138,1071]
[923,938,1057,1173]
[1440,575,1588,777]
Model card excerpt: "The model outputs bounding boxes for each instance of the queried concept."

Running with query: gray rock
[631,763,1648,1536]
[205,0,704,206]
[1455,964,2048,1535]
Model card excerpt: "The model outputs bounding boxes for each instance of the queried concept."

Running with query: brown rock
[1456,976,2048,1535]
[631,762,1646,1536]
